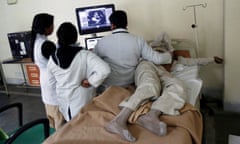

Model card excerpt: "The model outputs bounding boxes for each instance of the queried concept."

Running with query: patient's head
[109,10,128,29]
[57,22,78,47]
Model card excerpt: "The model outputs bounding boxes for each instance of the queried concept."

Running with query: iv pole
[183,3,207,57]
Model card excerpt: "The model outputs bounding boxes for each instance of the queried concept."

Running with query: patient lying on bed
[105,32,223,142]
[106,56,190,142]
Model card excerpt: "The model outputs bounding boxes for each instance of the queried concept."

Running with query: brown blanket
[44,86,202,144]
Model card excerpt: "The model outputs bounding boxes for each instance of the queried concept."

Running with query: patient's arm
[177,56,216,66]
[177,56,224,66]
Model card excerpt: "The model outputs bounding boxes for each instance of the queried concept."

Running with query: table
[0,58,40,96]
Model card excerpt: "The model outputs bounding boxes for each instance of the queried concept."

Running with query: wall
[224,0,240,112]
[0,0,224,98]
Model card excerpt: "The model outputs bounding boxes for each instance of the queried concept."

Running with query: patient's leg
[137,109,167,136]
[105,107,136,142]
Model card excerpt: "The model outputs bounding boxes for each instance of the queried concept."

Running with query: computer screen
[75,4,115,35]
[85,36,102,50]
[7,31,31,59]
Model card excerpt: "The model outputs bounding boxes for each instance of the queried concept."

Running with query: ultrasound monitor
[76,4,115,36]
[7,31,31,59]
[85,36,102,50]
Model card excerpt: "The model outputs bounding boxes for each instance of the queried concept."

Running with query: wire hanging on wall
[183,3,207,57]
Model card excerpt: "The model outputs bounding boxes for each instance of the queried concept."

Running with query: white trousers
[119,61,187,115]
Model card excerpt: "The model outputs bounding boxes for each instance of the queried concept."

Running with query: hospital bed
[43,39,203,144]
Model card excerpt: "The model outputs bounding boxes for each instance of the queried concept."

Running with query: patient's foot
[105,119,136,142]
[105,107,136,142]
[137,109,167,136]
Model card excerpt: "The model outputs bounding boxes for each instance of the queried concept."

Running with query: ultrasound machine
[5,31,31,63]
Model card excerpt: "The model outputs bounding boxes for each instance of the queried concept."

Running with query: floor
[1,85,240,144]
[0,85,46,133]
[201,99,240,144]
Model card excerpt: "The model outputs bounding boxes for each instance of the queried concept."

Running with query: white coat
[34,34,58,105]
[47,50,110,121]
[94,28,172,87]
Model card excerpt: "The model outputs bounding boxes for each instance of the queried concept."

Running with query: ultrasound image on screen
[7,31,31,58]
[76,4,115,35]
[87,10,106,26]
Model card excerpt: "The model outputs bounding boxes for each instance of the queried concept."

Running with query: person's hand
[214,56,224,64]
[81,79,91,88]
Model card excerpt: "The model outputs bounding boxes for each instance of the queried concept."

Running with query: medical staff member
[94,10,172,91]
[31,13,65,129]
[106,32,224,142]
[47,22,110,121]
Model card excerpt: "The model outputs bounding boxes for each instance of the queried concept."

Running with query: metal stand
[20,63,28,86]
[0,62,9,96]
[183,3,207,57]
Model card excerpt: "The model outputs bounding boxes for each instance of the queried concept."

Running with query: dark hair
[30,13,54,61]
[57,22,78,46]
[42,41,56,59]
[109,10,127,29]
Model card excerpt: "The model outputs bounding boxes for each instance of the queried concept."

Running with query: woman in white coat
[47,22,111,121]
[31,13,65,129]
